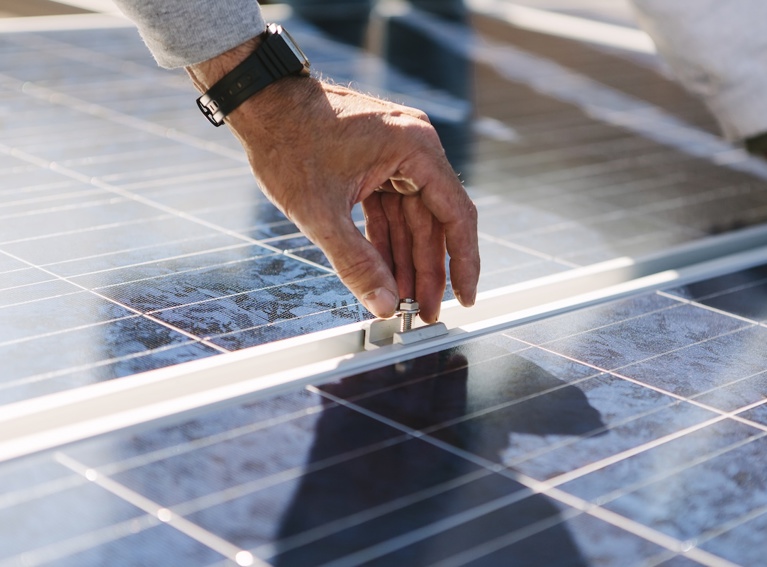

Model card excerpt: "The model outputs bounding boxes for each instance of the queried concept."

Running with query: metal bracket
[363,317,449,350]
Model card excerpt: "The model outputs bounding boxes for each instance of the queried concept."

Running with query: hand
[188,42,479,323]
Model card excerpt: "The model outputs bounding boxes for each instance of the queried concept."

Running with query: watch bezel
[270,24,310,71]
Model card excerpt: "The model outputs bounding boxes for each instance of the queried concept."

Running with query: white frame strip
[3,225,767,464]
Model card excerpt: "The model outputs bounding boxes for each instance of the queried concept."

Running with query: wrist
[186,35,265,93]
[189,24,312,127]
[227,75,324,140]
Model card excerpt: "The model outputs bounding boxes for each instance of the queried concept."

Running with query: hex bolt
[399,298,420,332]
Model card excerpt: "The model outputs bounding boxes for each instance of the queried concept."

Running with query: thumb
[308,215,399,318]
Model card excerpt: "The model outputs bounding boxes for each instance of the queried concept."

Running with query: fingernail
[363,288,398,317]
[455,288,476,307]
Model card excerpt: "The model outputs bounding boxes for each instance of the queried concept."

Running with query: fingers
[397,146,480,308]
[381,192,415,300]
[363,192,447,323]
[303,212,400,319]
[402,196,446,323]
[364,124,479,316]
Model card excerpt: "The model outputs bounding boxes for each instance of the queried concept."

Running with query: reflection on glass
[272,348,604,564]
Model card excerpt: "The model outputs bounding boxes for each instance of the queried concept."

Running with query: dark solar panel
[4,260,767,566]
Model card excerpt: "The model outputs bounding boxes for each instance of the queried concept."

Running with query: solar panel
[3,257,766,566]
[3,4,767,565]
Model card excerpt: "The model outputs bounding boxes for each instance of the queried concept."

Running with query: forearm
[111,0,266,68]
[630,0,767,141]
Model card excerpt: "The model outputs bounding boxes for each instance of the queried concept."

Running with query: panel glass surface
[4,260,767,566]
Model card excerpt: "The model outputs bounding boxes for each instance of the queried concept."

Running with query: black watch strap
[196,23,311,126]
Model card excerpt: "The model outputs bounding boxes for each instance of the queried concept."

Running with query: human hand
[188,46,479,323]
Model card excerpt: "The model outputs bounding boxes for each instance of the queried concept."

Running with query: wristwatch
[196,23,311,126]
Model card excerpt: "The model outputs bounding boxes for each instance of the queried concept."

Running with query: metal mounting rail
[4,225,767,464]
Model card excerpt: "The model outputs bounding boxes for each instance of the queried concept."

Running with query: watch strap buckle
[196,93,225,127]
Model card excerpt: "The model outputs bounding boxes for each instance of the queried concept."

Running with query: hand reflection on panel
[273,349,605,566]
[464,355,607,439]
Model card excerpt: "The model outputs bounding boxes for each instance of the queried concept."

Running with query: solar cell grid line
[1,382,540,567]
[72,246,293,293]
[56,142,212,169]
[0,281,80,310]
[67,392,330,475]
[470,158,739,210]
[1,219,250,270]
[501,216,698,260]
[315,332,724,479]
[475,135,661,170]
[0,319,221,406]
[568,325,767,408]
[505,112,625,139]
[9,380,556,564]
[4,213,767,462]
[480,195,708,252]
[0,391,329,562]
[98,163,252,192]
[0,38,312,272]
[3,31,181,80]
[3,77,248,162]
[0,10,704,190]
[476,139,689,180]
[39,236,255,279]
[87,253,341,310]
[0,146,338,270]
[0,247,229,364]
[484,150,705,190]
[0,205,172,246]
[0,187,110,215]
[54,452,265,567]
[554,442,767,567]
[0,136,368,400]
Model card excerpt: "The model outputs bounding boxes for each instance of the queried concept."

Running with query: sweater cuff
[113,0,266,68]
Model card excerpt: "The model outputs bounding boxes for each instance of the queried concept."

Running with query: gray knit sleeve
[112,0,266,68]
